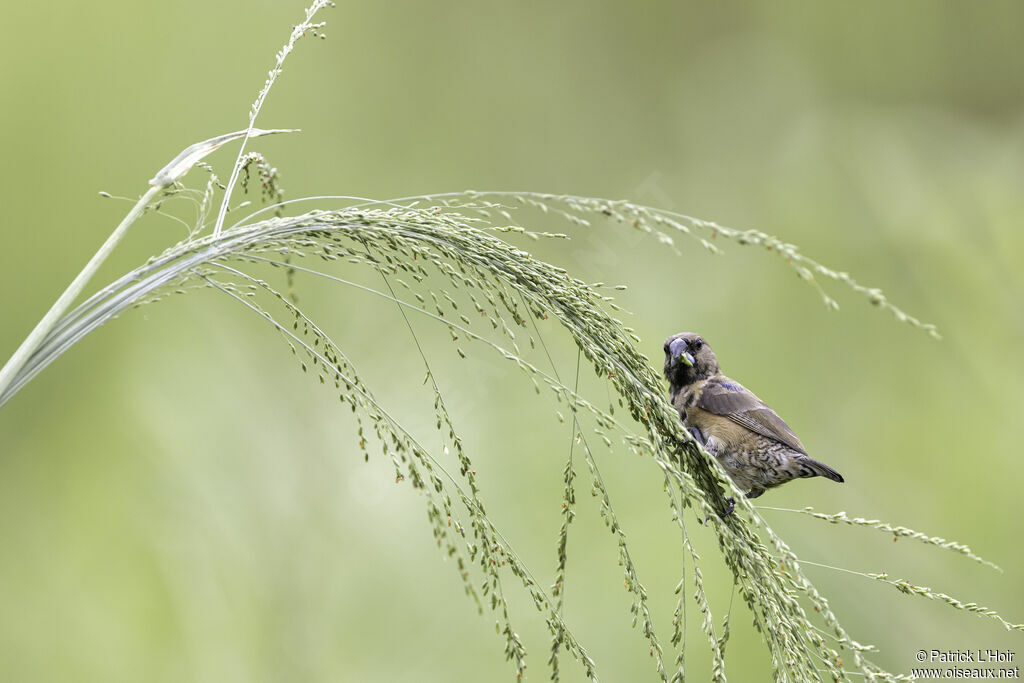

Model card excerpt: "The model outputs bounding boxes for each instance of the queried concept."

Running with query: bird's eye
[693,339,703,350]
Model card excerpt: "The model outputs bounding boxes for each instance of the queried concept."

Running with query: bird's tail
[800,456,845,483]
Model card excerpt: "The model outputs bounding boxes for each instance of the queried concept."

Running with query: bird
[663,332,843,513]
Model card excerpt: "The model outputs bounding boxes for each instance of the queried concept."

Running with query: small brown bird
[663,332,843,511]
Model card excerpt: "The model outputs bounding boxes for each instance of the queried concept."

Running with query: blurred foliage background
[1,2,1022,681]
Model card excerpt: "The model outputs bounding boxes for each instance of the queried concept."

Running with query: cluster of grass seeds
[548,441,577,681]
[6,190,1017,682]
[757,506,1001,571]
[424,191,942,340]
[193,260,592,679]
[204,202,919,681]
[238,152,286,213]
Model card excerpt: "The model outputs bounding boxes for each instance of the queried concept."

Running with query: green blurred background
[1,2,1022,681]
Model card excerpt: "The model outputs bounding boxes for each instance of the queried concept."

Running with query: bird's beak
[668,338,694,367]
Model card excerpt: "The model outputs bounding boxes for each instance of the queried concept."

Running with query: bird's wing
[697,377,807,454]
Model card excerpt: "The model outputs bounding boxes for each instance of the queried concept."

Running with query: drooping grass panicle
[547,347,580,682]
[1,192,1006,682]
[757,506,1001,572]
[799,560,1024,633]
[196,258,598,679]
[379,190,942,341]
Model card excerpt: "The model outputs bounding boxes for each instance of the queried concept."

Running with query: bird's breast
[670,385,694,416]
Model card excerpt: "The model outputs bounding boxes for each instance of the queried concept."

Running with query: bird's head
[663,332,720,386]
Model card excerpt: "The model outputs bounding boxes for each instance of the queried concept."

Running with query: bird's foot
[703,497,735,525]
